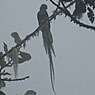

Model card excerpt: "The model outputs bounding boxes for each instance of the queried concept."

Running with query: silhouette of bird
[37,4,56,94]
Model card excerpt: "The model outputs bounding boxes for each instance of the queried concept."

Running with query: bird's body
[37,4,56,94]
[37,4,55,56]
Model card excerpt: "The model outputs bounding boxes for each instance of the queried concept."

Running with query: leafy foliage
[0,32,31,94]
[49,0,95,31]
[87,7,94,23]
[63,0,95,23]
[1,0,95,94]
[24,90,36,95]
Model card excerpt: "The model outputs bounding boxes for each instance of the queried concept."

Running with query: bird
[37,4,56,94]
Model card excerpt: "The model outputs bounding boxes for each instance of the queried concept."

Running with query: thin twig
[1,76,29,82]
[0,72,11,76]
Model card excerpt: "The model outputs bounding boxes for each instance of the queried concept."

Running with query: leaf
[87,7,95,23]
[18,51,31,64]
[0,52,6,68]
[0,91,6,95]
[73,1,86,19]
[3,42,8,53]
[11,32,22,44]
[0,80,6,89]
[24,90,36,95]
[3,42,10,62]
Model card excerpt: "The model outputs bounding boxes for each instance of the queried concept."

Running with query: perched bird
[37,4,56,94]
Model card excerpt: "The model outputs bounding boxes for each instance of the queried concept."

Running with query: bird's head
[40,4,47,10]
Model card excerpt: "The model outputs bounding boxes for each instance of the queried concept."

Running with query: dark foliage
[64,0,95,23]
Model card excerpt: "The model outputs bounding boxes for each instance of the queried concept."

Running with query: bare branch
[1,76,29,82]
[0,72,11,76]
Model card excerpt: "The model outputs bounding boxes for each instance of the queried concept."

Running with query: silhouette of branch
[1,76,29,82]
[50,0,95,30]
[0,72,11,76]
[0,2,75,61]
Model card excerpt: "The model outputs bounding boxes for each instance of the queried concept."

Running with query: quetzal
[37,4,56,94]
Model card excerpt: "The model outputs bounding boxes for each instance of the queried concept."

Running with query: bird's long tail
[42,29,56,94]
[42,29,56,56]
[48,46,56,94]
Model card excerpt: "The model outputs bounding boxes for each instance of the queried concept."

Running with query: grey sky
[0,0,95,95]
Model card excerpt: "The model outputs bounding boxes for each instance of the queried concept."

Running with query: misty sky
[0,0,95,95]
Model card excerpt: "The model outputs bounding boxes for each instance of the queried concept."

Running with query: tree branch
[0,72,11,76]
[1,0,95,61]
[1,76,29,82]
[49,0,95,31]
[0,2,75,61]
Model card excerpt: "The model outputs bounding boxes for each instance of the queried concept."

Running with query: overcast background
[0,0,95,95]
